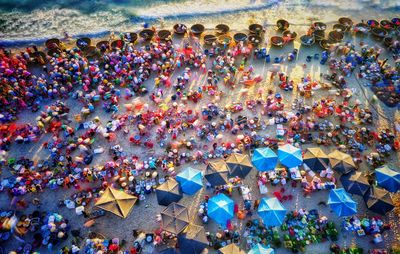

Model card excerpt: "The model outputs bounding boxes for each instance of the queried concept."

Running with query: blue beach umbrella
[248,244,275,254]
[251,148,278,172]
[176,167,203,195]
[257,197,286,227]
[278,144,303,168]
[328,188,357,217]
[375,165,400,193]
[207,194,234,227]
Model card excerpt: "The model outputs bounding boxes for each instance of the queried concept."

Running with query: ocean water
[0,0,399,46]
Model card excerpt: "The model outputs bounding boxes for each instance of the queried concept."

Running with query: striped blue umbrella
[176,167,203,195]
[328,188,357,217]
[375,165,400,192]
[257,197,286,227]
[251,148,278,172]
[207,194,234,228]
[278,144,302,168]
[248,244,275,254]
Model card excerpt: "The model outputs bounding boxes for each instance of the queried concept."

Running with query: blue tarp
[278,144,303,168]
[375,165,400,193]
[257,197,286,227]
[176,167,203,195]
[328,188,357,217]
[251,148,278,172]
[207,193,234,228]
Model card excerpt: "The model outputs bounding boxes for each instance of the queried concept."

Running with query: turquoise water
[0,0,399,46]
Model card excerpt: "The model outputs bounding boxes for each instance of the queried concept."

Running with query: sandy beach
[1,1,400,253]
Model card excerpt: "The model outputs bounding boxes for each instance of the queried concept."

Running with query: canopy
[161,202,189,234]
[95,187,137,218]
[218,243,245,254]
[257,197,286,227]
[248,244,275,254]
[329,150,357,174]
[278,144,303,168]
[363,186,394,215]
[208,193,234,227]
[156,179,183,206]
[303,147,329,171]
[205,159,229,187]
[176,167,203,195]
[340,171,370,196]
[178,224,208,254]
[226,153,253,178]
[375,165,400,192]
[251,147,278,172]
[328,188,357,217]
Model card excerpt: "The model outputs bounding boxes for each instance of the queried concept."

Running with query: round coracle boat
[300,35,315,46]
[249,23,263,34]
[139,29,155,40]
[215,24,230,34]
[277,19,289,31]
[203,34,217,45]
[271,36,284,47]
[328,31,344,42]
[233,33,248,43]
[191,24,205,36]
[76,37,91,50]
[338,17,353,31]
[174,24,187,35]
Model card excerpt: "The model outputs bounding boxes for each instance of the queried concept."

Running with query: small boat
[127,33,138,43]
[333,24,346,33]
[312,22,327,31]
[328,31,344,42]
[139,29,155,40]
[282,30,297,41]
[277,19,289,31]
[319,39,332,50]
[173,24,187,35]
[338,17,353,31]
[392,18,400,27]
[217,35,232,46]
[96,41,109,51]
[158,30,171,40]
[313,30,325,41]
[354,23,370,35]
[383,37,393,47]
[248,34,262,45]
[233,33,248,43]
[300,35,315,46]
[367,19,379,28]
[76,37,91,50]
[111,39,125,49]
[371,27,388,40]
[249,23,263,34]
[45,38,60,49]
[380,20,395,31]
[191,24,205,36]
[215,24,230,35]
[203,34,217,45]
[271,36,284,47]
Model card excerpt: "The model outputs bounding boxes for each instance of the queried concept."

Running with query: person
[253,199,260,210]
